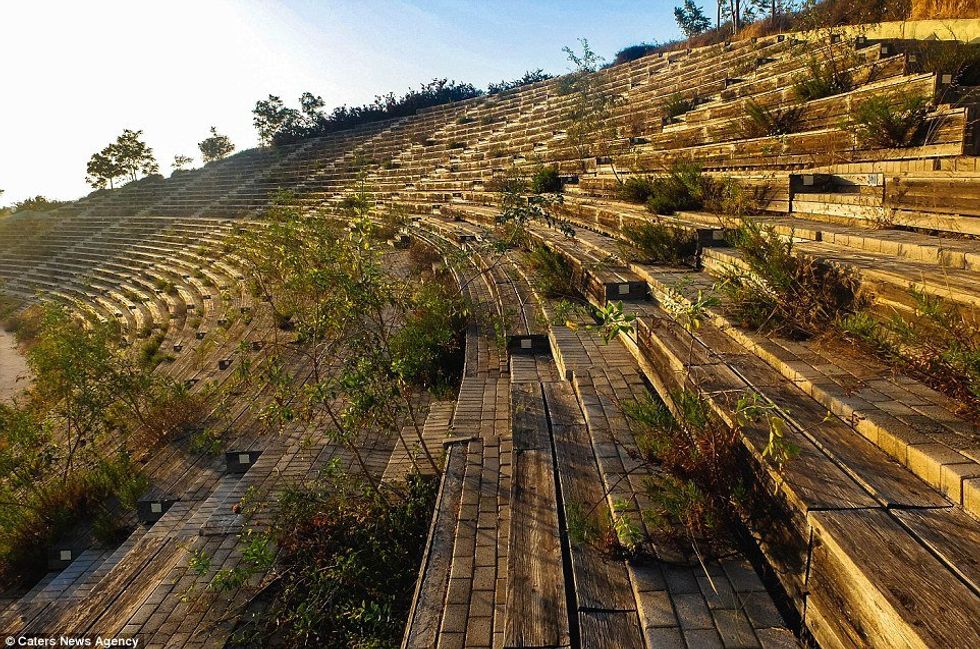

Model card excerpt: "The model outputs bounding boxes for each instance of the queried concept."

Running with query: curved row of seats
[387,33,980,649]
[1,24,978,647]
[401,217,799,649]
[0,244,438,644]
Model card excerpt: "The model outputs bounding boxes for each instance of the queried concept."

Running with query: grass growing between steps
[527,245,579,299]
[910,39,980,87]
[625,391,739,556]
[720,218,867,339]
[792,55,854,101]
[624,389,797,560]
[223,471,438,649]
[841,291,980,416]
[0,444,148,589]
[849,94,930,149]
[620,220,698,266]
[721,218,980,418]
[660,92,700,122]
[616,160,707,215]
[737,101,805,138]
[617,160,774,218]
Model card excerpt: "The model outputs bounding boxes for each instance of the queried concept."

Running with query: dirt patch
[0,328,30,402]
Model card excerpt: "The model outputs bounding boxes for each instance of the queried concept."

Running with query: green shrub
[0,449,147,587]
[642,159,710,215]
[911,41,980,87]
[613,43,659,66]
[407,240,442,272]
[647,184,693,215]
[793,56,854,101]
[138,332,167,368]
[528,245,577,298]
[624,391,738,554]
[189,427,223,455]
[530,165,562,194]
[622,220,698,265]
[0,296,19,330]
[702,176,774,219]
[738,100,805,138]
[338,193,371,212]
[617,177,657,204]
[721,218,866,338]
[492,166,571,236]
[457,115,476,124]
[90,454,149,511]
[141,384,210,443]
[487,69,553,94]
[626,388,796,556]
[272,309,294,331]
[388,282,465,389]
[662,93,697,121]
[4,304,45,346]
[851,95,930,149]
[556,76,577,96]
[92,509,130,546]
[229,473,438,647]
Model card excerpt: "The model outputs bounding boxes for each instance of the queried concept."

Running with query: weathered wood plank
[403,442,468,649]
[578,610,646,649]
[893,507,980,594]
[756,377,950,509]
[807,508,980,649]
[505,382,570,648]
[541,382,640,615]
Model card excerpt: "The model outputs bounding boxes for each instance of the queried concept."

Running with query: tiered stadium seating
[1,24,978,648]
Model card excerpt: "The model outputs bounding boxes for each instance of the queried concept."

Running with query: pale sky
[0,0,685,204]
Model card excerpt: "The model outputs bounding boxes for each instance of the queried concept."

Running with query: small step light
[226,450,262,473]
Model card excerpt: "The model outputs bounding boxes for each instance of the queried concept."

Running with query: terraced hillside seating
[501,217,980,649]
[2,22,978,648]
[0,243,436,646]
[401,218,799,648]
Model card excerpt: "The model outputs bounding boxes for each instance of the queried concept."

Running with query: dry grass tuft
[910,0,979,19]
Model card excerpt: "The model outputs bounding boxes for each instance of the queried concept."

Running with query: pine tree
[674,0,712,38]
